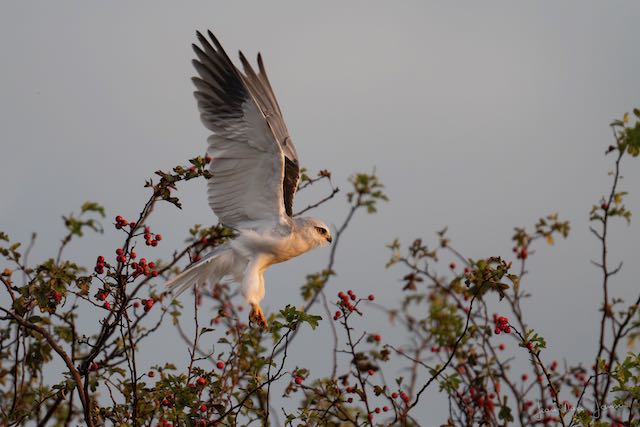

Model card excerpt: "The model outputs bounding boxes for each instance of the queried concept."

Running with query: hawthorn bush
[1,110,640,426]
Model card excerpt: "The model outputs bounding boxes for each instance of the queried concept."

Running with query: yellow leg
[249,304,268,329]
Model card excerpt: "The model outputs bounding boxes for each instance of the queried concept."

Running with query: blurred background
[1,1,639,422]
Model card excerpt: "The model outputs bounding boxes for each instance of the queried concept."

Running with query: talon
[249,304,268,330]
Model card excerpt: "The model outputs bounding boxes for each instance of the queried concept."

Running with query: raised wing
[191,31,300,229]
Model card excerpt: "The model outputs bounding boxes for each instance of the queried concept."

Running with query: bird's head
[295,217,333,248]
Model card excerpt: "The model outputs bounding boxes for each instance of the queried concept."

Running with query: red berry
[116,248,124,256]
[368,414,374,421]
[97,255,105,263]
[373,334,381,343]
[294,376,303,385]
[130,251,137,259]
[116,215,123,222]
[391,392,398,399]
[499,343,506,351]
[151,240,158,247]
[148,262,156,269]
[89,362,99,371]
[368,294,375,301]
[104,301,111,310]
[117,255,127,263]
[133,301,140,308]
[199,404,207,412]
[161,398,171,407]
[148,370,155,377]
[521,374,528,382]
[216,361,225,369]
[449,262,456,270]
[151,271,158,277]
[205,155,212,163]
[494,327,501,335]
[196,376,206,386]
[367,369,374,376]
[375,407,381,414]
[601,203,609,210]
[50,290,62,303]
[383,406,389,412]
[155,234,162,241]
[347,397,353,403]
[98,292,107,301]
[504,326,511,334]
[520,248,528,260]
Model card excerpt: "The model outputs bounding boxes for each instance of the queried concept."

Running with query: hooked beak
[326,236,333,244]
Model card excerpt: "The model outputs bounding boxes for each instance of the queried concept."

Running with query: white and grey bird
[165,31,332,328]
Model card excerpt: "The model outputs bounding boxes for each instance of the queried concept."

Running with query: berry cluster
[367,404,390,421]
[337,290,357,313]
[390,390,411,404]
[143,226,162,247]
[131,258,158,279]
[94,255,105,274]
[334,291,375,319]
[95,288,112,310]
[140,298,155,313]
[493,315,511,334]
[115,215,135,230]
[465,387,497,414]
[115,248,127,264]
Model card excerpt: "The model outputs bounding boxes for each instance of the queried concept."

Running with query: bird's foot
[249,304,268,330]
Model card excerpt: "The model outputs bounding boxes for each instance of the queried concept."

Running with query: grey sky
[1,1,640,423]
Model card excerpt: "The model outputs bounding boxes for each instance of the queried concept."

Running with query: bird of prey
[166,31,333,329]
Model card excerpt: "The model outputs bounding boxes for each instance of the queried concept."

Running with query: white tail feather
[165,245,233,296]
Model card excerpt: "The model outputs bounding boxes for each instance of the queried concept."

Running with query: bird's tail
[165,245,234,297]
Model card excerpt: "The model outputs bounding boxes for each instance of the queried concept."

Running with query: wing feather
[192,31,301,228]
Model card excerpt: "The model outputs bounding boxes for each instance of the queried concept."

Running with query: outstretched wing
[191,30,300,229]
